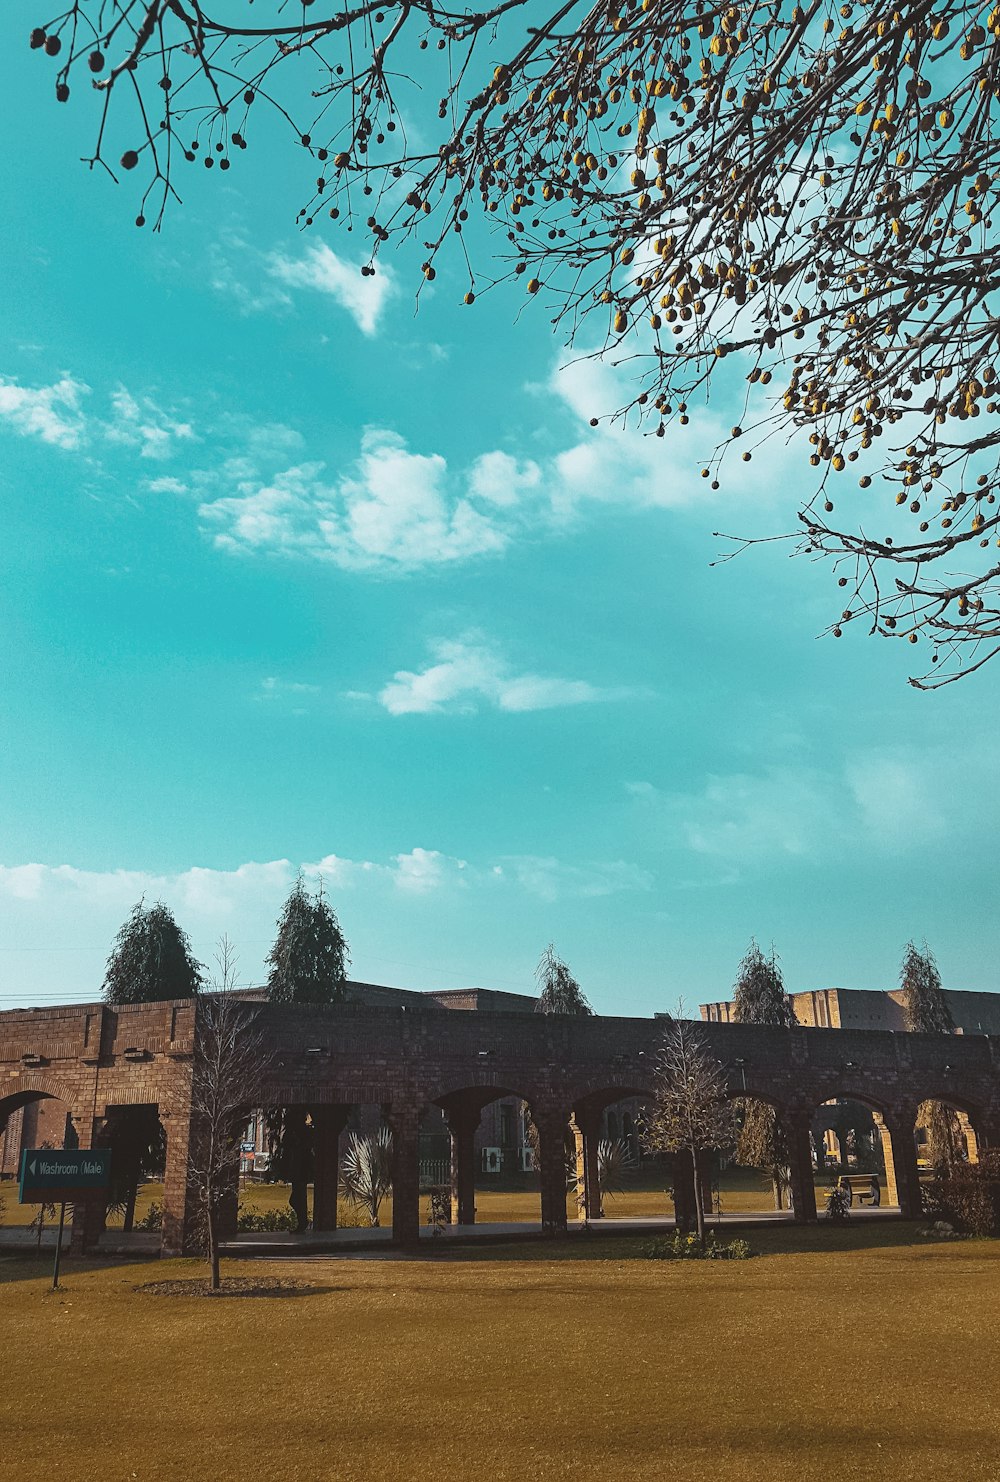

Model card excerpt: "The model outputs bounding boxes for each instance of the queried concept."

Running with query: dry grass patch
[3,1227,1000,1482]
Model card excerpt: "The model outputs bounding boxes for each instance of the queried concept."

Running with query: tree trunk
[123,1179,138,1233]
[208,1204,221,1291]
[772,1172,783,1210]
[691,1145,706,1247]
[289,1178,309,1233]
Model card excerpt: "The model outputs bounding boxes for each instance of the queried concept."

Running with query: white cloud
[0,373,88,449]
[467,451,542,509]
[267,243,396,337]
[632,747,964,877]
[105,387,196,460]
[259,676,320,698]
[377,636,626,715]
[845,751,946,848]
[547,353,799,515]
[145,475,189,495]
[496,856,654,902]
[199,431,514,572]
[0,847,650,916]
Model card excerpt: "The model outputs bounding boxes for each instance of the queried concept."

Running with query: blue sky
[2,19,999,1014]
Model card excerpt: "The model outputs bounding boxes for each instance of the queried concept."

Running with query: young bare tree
[27,3,1000,685]
[644,1016,739,1245]
[189,937,273,1290]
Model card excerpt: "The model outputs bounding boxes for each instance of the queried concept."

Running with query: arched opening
[432,1085,548,1230]
[569,1088,663,1223]
[727,1091,797,1215]
[102,1104,167,1234]
[0,1087,77,1241]
[803,1091,902,1214]
[911,1091,984,1175]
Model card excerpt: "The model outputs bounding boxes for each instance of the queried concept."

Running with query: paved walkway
[0,1205,901,1258]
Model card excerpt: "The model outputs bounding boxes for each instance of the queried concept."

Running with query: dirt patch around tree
[137,1275,315,1298]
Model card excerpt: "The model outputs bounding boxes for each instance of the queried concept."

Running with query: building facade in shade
[700,987,1000,1036]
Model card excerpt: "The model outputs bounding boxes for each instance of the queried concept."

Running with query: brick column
[535,1108,569,1236]
[70,1113,108,1254]
[784,1112,818,1224]
[161,1101,199,1256]
[446,1105,480,1226]
[386,1104,422,1247]
[875,1110,921,1216]
[955,1111,980,1164]
[571,1108,603,1220]
[312,1105,350,1231]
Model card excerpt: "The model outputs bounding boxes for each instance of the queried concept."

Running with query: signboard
[18,1148,111,1205]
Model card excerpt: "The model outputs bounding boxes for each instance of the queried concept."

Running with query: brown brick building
[701,987,1000,1035]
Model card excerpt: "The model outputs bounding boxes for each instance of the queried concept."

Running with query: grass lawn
[1,1166,865,1229]
[2,1224,998,1481]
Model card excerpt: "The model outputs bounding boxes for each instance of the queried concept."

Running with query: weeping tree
[901,939,963,1171]
[28,2,1000,687]
[731,941,797,1209]
[644,1017,739,1245]
[534,944,592,1016]
[101,900,202,1224]
[265,875,350,1230]
[528,944,591,1170]
[102,899,203,1005]
[339,1128,394,1227]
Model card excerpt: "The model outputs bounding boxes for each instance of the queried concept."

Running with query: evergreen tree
[101,901,200,1226]
[731,941,797,1029]
[731,941,795,1210]
[900,941,954,1033]
[900,941,961,1172]
[534,944,592,1016]
[265,876,350,1230]
[265,875,350,1005]
[102,900,203,1004]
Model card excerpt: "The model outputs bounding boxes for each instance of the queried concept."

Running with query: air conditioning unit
[482,1147,502,1175]
[253,1153,271,1174]
[519,1147,536,1172]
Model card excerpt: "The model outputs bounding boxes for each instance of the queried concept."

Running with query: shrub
[824,1184,851,1223]
[135,1201,163,1231]
[933,1151,1000,1236]
[236,1203,300,1233]
[642,1231,755,1261]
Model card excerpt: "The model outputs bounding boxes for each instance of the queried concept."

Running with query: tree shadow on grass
[397,1220,952,1263]
[0,1252,158,1286]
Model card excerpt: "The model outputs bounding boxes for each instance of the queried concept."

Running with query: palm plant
[597,1138,637,1202]
[339,1129,393,1227]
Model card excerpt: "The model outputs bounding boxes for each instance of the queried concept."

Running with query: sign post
[18,1149,112,1289]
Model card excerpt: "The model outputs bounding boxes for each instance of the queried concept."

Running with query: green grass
[1,1224,997,1481]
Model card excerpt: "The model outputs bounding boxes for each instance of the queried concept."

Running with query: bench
[835,1175,882,1207]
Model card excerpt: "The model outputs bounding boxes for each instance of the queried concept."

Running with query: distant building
[699,987,1000,1036]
